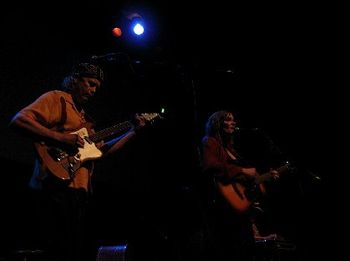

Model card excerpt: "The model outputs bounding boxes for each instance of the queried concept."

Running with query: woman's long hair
[205,110,234,148]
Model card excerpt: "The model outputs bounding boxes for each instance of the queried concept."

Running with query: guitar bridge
[48,147,68,162]
[66,156,81,178]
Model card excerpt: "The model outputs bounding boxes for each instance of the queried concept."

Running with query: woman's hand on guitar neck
[270,169,280,180]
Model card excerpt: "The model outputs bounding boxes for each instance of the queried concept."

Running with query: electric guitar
[215,162,292,213]
[34,113,163,181]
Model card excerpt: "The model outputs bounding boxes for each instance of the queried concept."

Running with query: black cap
[72,63,104,82]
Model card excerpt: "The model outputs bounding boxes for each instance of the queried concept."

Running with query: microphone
[235,127,259,131]
[306,170,322,181]
[91,53,119,61]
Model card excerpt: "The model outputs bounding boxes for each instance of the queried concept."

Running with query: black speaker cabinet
[96,245,128,261]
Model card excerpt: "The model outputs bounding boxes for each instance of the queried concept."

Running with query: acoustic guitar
[215,162,292,213]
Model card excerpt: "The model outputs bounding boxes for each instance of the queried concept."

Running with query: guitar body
[215,179,262,214]
[215,162,291,214]
[34,127,102,181]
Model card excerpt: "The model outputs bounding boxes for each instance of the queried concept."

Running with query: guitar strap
[223,148,247,199]
[57,96,67,132]
[225,148,237,160]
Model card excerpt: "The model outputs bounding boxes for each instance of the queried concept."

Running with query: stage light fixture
[127,12,145,36]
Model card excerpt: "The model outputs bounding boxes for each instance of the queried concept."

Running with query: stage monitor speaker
[96,244,128,261]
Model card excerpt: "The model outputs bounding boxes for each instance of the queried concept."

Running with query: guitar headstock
[279,161,290,171]
[276,161,296,175]
[139,113,164,125]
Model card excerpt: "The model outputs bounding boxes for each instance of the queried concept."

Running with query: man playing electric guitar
[9,62,149,261]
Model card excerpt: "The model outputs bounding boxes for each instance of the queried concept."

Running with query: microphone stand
[257,128,322,198]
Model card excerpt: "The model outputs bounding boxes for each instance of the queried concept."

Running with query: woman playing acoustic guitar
[201,110,280,261]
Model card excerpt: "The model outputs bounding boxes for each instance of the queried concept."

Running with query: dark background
[0,1,343,260]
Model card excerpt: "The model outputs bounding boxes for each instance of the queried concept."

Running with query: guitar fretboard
[89,121,133,143]
[255,163,290,184]
[88,113,162,143]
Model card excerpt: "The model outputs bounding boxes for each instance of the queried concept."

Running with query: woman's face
[223,113,236,134]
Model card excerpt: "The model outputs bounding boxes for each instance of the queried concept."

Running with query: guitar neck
[89,121,133,143]
[255,163,290,184]
[255,173,273,184]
